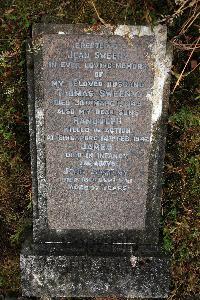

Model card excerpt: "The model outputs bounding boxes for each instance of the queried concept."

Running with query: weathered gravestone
[20,24,172,298]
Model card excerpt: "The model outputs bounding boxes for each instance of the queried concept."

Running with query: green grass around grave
[0,0,199,298]
[163,61,200,298]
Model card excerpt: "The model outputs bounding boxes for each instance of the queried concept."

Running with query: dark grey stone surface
[44,33,153,233]
[21,243,170,298]
[21,24,173,298]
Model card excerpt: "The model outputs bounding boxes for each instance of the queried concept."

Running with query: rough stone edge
[148,25,173,133]
[142,27,173,244]
[30,29,48,241]
[26,39,39,221]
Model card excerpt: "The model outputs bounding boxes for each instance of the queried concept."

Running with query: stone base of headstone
[20,241,170,298]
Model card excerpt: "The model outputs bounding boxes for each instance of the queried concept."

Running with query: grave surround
[21,23,172,298]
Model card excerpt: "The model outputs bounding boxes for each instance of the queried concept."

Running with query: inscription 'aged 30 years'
[42,34,154,231]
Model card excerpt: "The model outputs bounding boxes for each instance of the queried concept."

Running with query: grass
[0,0,199,298]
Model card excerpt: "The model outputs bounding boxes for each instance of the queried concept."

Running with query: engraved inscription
[43,34,154,231]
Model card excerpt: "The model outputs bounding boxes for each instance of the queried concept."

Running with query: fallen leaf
[191,59,198,69]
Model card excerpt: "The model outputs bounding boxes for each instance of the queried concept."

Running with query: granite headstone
[21,24,172,298]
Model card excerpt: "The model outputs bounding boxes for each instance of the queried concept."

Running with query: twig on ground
[172,36,200,93]
[90,0,108,27]
[179,2,200,34]
[171,37,200,51]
